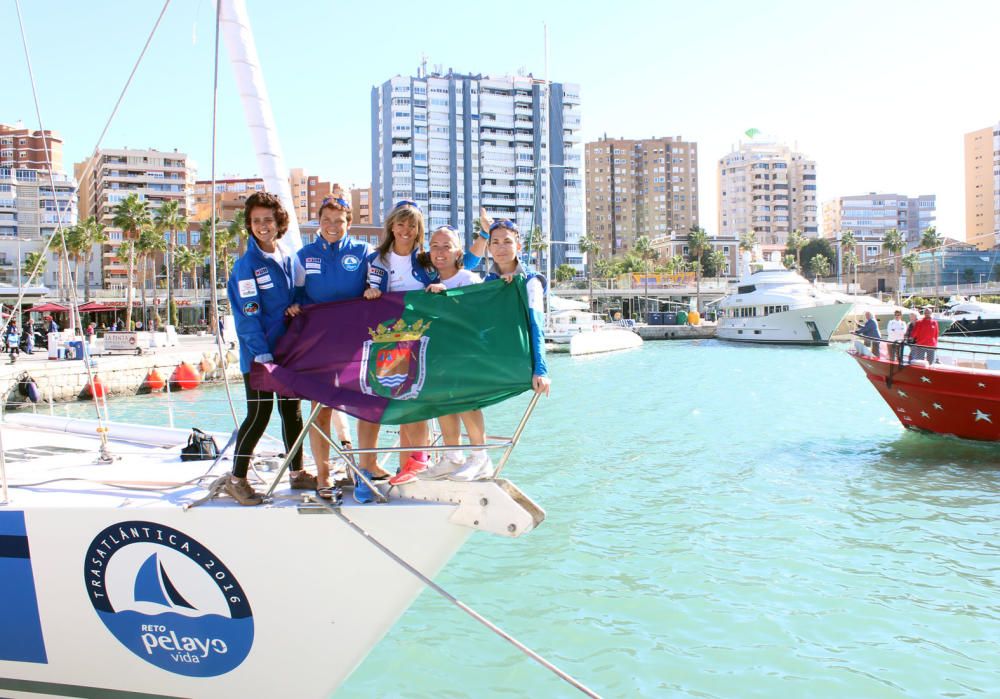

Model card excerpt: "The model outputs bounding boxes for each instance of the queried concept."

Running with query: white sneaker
[447,450,494,481]
[421,450,466,480]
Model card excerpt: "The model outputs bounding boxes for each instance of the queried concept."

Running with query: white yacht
[717,266,853,345]
[546,296,643,355]
[939,296,1000,336]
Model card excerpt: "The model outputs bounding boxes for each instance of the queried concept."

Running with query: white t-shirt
[387,251,424,292]
[260,244,293,288]
[886,318,908,341]
[438,269,482,289]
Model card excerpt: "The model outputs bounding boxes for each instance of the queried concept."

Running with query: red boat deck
[850,344,1000,442]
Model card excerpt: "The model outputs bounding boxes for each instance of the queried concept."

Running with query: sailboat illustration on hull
[133,553,197,611]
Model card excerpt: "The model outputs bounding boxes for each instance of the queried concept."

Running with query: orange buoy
[145,368,166,391]
[87,375,107,399]
[172,362,201,390]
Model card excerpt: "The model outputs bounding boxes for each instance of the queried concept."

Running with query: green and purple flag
[250,278,533,424]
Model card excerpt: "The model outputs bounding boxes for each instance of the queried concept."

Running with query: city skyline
[3,1,999,240]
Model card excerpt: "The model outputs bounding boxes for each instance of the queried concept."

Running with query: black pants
[233,373,303,478]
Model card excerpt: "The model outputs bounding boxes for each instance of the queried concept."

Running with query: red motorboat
[849,338,1000,442]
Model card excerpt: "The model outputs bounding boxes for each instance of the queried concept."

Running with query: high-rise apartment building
[75,148,194,289]
[371,69,583,268]
[717,140,818,245]
[0,122,63,172]
[964,123,1000,250]
[822,192,936,259]
[585,135,698,258]
[193,177,266,222]
[350,186,372,224]
[288,168,337,223]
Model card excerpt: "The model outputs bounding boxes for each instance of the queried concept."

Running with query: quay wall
[638,324,717,341]
[0,345,243,409]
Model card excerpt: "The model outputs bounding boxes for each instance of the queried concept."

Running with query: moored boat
[848,338,1000,441]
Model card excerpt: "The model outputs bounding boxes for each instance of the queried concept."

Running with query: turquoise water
[54,341,1000,697]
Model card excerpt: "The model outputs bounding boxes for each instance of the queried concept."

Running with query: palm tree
[883,227,905,300]
[578,233,600,312]
[76,216,107,302]
[920,225,944,301]
[632,235,656,317]
[668,254,685,277]
[809,253,831,281]
[174,245,204,304]
[710,249,728,283]
[839,230,856,287]
[112,194,152,328]
[154,200,185,327]
[527,226,548,272]
[139,227,166,326]
[782,254,797,270]
[23,250,47,286]
[786,229,807,272]
[844,250,859,289]
[739,231,756,263]
[49,227,71,299]
[687,226,710,313]
[901,253,920,293]
[63,224,87,298]
[228,209,248,257]
[115,240,139,328]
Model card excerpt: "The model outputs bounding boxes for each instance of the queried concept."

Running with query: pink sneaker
[388,455,429,486]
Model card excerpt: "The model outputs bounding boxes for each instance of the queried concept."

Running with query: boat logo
[84,521,253,677]
[341,254,361,272]
[359,317,430,400]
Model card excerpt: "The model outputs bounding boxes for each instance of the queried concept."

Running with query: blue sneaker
[353,469,377,504]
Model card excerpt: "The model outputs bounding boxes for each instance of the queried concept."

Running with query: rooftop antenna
[419,52,427,78]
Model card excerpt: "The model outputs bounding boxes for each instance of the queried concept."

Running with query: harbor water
[51,340,1000,697]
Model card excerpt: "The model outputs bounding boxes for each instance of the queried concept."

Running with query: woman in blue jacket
[225,191,315,505]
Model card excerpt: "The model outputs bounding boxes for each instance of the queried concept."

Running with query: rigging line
[7,0,173,319]
[208,0,240,430]
[327,505,602,698]
[13,0,113,441]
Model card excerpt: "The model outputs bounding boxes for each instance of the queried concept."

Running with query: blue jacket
[227,237,298,373]
[366,249,482,292]
[296,235,372,305]
[858,318,880,339]
[485,262,548,378]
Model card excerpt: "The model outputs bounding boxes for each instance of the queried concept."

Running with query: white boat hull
[567,329,643,355]
[717,303,852,345]
[0,417,543,698]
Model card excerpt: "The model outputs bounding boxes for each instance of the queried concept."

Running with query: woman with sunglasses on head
[481,212,551,398]
[225,191,314,505]
[286,191,387,498]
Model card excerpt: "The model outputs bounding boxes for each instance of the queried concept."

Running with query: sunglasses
[321,196,351,209]
[394,199,421,211]
[488,219,518,233]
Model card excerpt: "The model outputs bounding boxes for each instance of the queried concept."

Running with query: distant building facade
[585,135,699,259]
[823,192,936,262]
[74,148,194,289]
[371,69,583,268]
[717,140,817,246]
[964,122,1000,250]
[0,122,63,172]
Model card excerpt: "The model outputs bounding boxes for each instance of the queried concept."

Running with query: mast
[218,0,302,251]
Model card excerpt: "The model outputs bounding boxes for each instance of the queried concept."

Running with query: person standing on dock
[226,191,315,505]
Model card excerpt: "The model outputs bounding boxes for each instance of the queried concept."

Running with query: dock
[637,323,717,341]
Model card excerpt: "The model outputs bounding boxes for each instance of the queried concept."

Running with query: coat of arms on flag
[360,318,431,400]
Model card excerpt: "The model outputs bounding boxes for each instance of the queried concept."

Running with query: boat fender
[145,368,166,391]
[17,373,41,403]
[172,362,201,390]
[86,375,107,399]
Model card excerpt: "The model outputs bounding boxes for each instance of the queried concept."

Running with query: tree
[839,230,856,287]
[23,250,47,286]
[76,216,107,302]
[154,200,185,326]
[883,227,905,300]
[112,194,152,328]
[555,264,576,283]
[782,254,797,270]
[632,235,657,317]
[578,233,600,312]
[138,226,166,326]
[174,245,204,304]
[843,250,859,290]
[786,229,807,272]
[699,247,722,278]
[710,249,728,282]
[809,253,831,281]
[527,226,548,271]
[920,225,944,300]
[687,226,710,313]
[800,238,835,281]
[115,240,139,328]
[901,253,919,292]
[593,258,612,281]
[739,231,756,257]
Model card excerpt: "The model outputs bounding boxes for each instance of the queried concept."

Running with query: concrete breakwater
[637,323,717,341]
[0,337,243,408]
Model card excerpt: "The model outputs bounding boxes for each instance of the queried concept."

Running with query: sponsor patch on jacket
[254,267,268,277]
[342,254,361,272]
[255,274,272,285]
[238,279,257,298]
[257,283,275,290]
[243,301,260,316]
[305,257,321,265]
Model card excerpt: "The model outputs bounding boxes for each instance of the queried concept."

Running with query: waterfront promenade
[0,333,242,408]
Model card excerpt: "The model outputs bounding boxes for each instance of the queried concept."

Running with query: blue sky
[4,0,999,237]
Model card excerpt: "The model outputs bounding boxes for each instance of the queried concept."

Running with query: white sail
[218,0,302,251]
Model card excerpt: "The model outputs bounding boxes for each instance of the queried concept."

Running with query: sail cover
[251,279,534,424]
